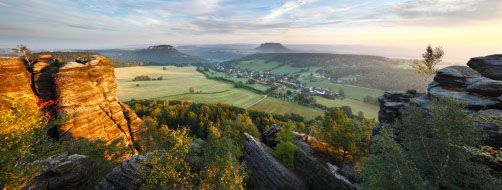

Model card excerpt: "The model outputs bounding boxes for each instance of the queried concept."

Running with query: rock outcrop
[0,55,143,152]
[294,148,355,190]
[467,54,502,80]
[375,54,502,148]
[24,152,92,190]
[243,133,308,190]
[96,154,148,190]
[261,124,281,148]
[0,57,38,103]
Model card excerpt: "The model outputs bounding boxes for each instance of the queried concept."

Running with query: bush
[133,75,151,81]
[273,125,298,169]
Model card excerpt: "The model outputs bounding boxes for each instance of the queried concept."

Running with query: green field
[234,59,281,71]
[158,89,265,108]
[314,96,379,119]
[249,97,324,120]
[302,79,383,101]
[115,66,235,101]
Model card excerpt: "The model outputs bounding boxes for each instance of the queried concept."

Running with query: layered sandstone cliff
[0,55,142,153]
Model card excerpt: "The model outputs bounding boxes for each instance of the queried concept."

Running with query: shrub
[273,125,298,169]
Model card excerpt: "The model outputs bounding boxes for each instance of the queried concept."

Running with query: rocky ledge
[376,54,502,148]
[24,152,92,190]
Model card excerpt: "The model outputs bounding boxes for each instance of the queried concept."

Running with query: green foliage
[363,98,502,190]
[314,108,374,164]
[141,128,194,189]
[273,125,298,169]
[397,98,501,189]
[198,134,246,190]
[133,75,151,81]
[362,127,430,190]
[0,98,46,188]
[218,114,261,149]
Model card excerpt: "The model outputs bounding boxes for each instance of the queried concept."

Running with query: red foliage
[36,98,61,120]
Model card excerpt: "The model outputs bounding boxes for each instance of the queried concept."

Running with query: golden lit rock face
[0,57,37,102]
[0,55,142,153]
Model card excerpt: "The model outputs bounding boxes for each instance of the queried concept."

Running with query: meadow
[115,66,321,118]
[249,97,324,120]
[314,96,379,119]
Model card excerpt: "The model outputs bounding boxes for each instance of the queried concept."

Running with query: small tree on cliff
[412,45,443,95]
[11,44,34,65]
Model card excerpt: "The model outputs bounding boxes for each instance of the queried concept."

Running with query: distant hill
[177,45,253,62]
[115,45,207,64]
[254,43,293,53]
[223,53,399,68]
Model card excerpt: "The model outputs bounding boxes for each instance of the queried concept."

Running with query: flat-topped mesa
[375,54,502,148]
[0,55,143,153]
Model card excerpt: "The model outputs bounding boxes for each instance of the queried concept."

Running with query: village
[212,64,342,101]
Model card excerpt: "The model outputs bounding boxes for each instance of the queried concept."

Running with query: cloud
[0,2,9,6]
[262,0,318,23]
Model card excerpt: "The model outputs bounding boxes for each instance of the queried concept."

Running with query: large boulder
[261,124,281,148]
[24,152,92,190]
[429,86,501,110]
[294,148,355,190]
[467,54,502,81]
[96,154,148,190]
[377,91,416,123]
[466,78,502,97]
[243,133,307,190]
[434,66,483,89]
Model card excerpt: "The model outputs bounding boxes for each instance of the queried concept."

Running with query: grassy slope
[116,66,233,101]
[249,97,324,120]
[158,89,264,108]
[115,66,261,108]
[314,96,379,119]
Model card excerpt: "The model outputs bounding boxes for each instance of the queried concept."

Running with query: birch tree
[412,45,443,95]
[11,44,34,65]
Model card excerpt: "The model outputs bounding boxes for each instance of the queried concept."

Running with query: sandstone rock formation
[467,54,502,80]
[243,133,308,190]
[376,54,502,148]
[0,55,142,152]
[96,154,148,190]
[294,148,355,190]
[0,57,38,103]
[24,152,92,190]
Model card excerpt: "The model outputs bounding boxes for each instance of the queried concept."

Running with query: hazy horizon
[1,0,501,60]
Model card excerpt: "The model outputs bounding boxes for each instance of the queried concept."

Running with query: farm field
[115,66,233,101]
[314,96,379,119]
[249,97,324,120]
[158,89,265,108]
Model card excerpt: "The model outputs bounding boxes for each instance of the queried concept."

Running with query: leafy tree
[412,45,443,94]
[141,127,195,189]
[11,44,34,65]
[0,98,46,188]
[338,89,345,98]
[362,127,430,190]
[397,98,501,189]
[314,108,374,163]
[198,129,246,190]
[273,125,298,169]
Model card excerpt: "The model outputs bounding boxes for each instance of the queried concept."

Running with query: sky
[0,0,501,59]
